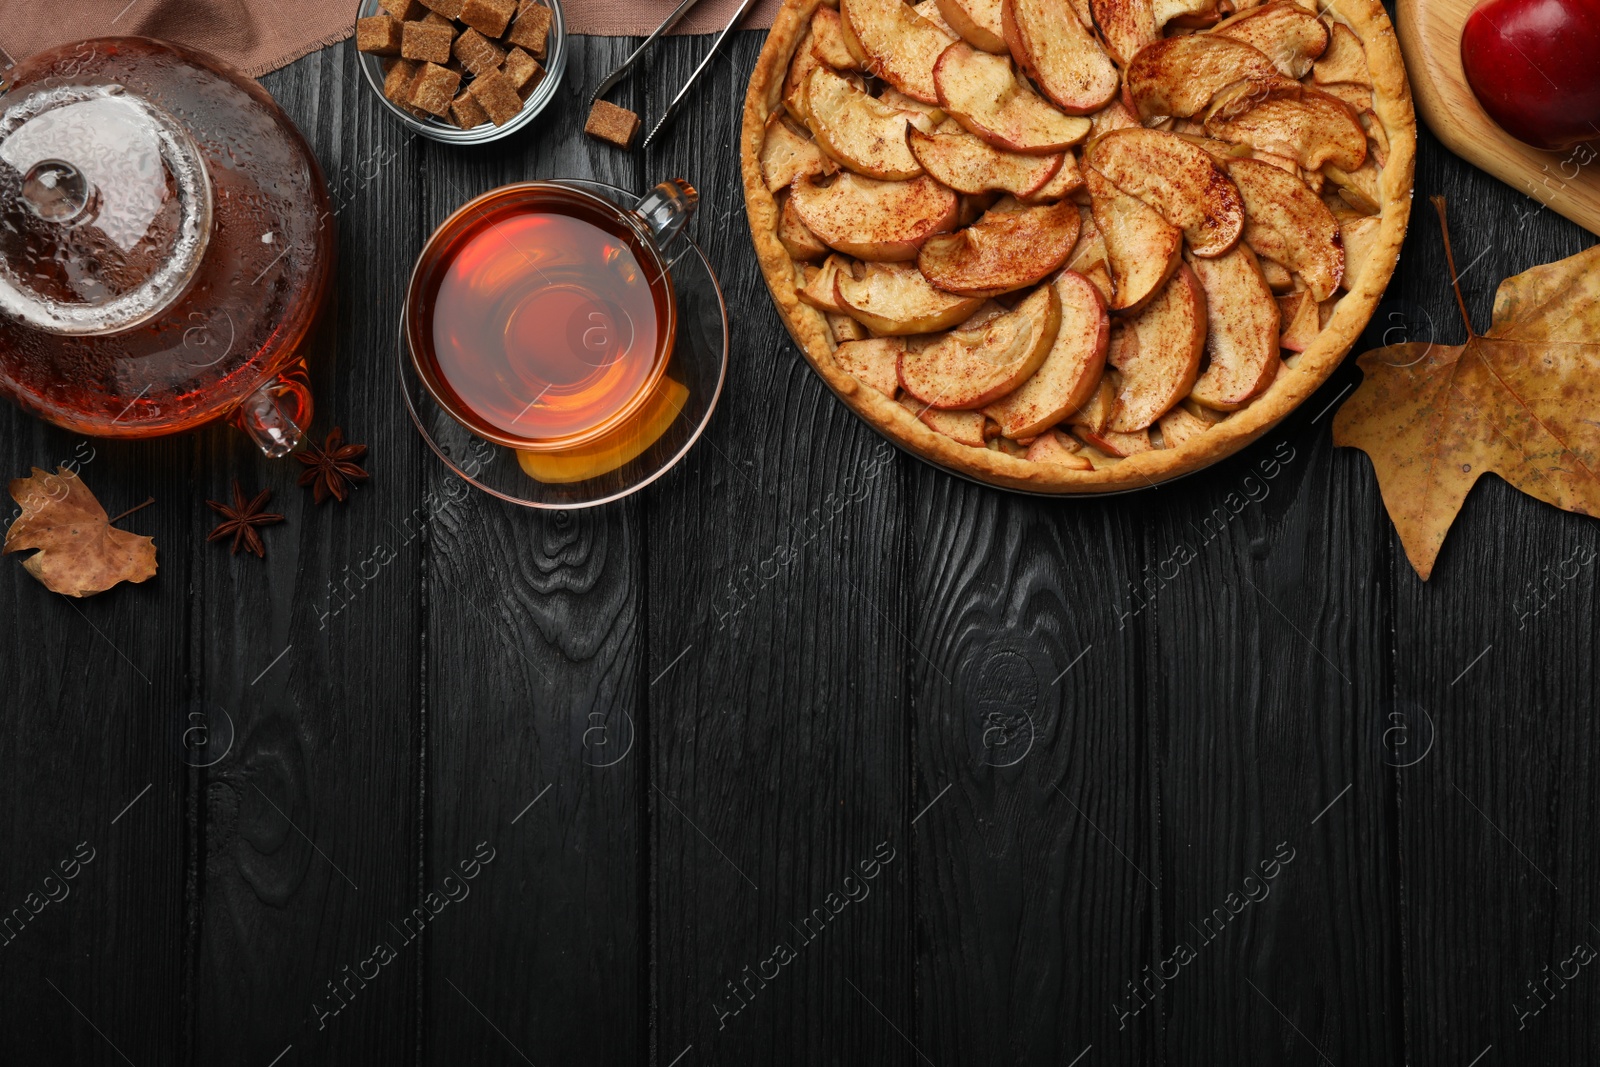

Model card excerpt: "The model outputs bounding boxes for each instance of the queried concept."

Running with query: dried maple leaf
[1334,197,1600,579]
[3,467,158,597]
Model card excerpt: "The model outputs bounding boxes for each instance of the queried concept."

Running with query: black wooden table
[3,24,1598,1067]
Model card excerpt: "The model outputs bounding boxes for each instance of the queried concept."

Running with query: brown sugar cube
[502,46,540,91]
[422,10,454,25]
[449,89,489,128]
[505,3,550,58]
[417,0,462,17]
[452,27,505,75]
[383,56,421,102]
[585,99,640,150]
[401,19,454,64]
[407,61,462,115]
[459,0,517,36]
[383,0,426,17]
[356,14,404,55]
[469,67,524,125]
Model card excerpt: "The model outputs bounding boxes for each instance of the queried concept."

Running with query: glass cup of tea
[404,179,700,486]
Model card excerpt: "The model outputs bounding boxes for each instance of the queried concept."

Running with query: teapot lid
[0,83,212,336]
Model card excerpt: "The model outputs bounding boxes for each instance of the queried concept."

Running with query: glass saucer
[396,179,728,509]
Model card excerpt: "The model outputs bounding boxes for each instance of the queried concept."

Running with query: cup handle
[229,360,314,458]
[632,179,699,248]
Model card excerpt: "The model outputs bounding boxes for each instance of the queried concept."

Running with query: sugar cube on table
[383,0,428,18]
[452,27,505,75]
[458,0,516,36]
[470,68,523,125]
[407,61,461,115]
[585,100,640,150]
[505,3,550,58]
[418,0,462,17]
[356,14,404,55]
[401,20,454,64]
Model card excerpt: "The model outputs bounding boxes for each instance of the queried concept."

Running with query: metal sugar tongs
[590,0,764,150]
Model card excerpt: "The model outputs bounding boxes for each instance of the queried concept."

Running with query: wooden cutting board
[1396,0,1600,236]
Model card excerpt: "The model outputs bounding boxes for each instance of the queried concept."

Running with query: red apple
[1460,0,1600,151]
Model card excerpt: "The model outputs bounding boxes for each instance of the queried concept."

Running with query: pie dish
[740,0,1415,492]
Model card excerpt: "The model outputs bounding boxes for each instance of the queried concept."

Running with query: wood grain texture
[191,45,427,1064]
[642,30,917,1067]
[419,36,646,1066]
[0,431,188,1066]
[1144,420,1400,1067]
[904,473,1159,1065]
[1397,0,1600,236]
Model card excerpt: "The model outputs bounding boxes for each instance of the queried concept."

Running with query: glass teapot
[0,37,334,457]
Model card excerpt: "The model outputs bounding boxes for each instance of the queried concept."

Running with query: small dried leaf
[4,467,157,597]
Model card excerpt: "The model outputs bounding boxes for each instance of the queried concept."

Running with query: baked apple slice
[797,253,856,311]
[1066,371,1115,433]
[1065,210,1107,273]
[778,193,831,260]
[1224,155,1342,301]
[1108,264,1206,431]
[834,260,987,333]
[1020,151,1083,201]
[899,283,1061,407]
[1090,0,1157,67]
[791,171,959,261]
[1077,423,1154,456]
[760,112,833,192]
[1155,403,1214,447]
[936,0,1008,52]
[897,394,989,445]
[1125,34,1279,120]
[908,123,1064,197]
[811,6,864,70]
[1276,289,1320,350]
[1002,0,1118,115]
[833,337,903,396]
[1153,0,1222,28]
[1338,212,1382,292]
[1204,78,1367,171]
[1025,429,1095,468]
[1312,23,1369,87]
[839,0,957,103]
[1210,1,1328,79]
[984,271,1109,437]
[1085,128,1245,257]
[1185,245,1280,410]
[879,86,947,127]
[934,43,1092,153]
[1084,166,1182,313]
[917,198,1080,296]
[827,311,871,343]
[807,67,926,179]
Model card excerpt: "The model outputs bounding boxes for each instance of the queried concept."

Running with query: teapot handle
[631,179,698,249]
[230,360,313,458]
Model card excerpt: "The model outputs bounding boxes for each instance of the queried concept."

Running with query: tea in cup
[404,179,697,482]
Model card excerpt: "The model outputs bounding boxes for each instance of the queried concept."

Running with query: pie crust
[740,0,1416,492]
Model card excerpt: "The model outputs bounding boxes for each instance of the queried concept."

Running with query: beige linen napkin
[0,0,780,79]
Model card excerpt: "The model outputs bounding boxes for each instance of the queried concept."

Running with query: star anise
[295,427,369,504]
[206,481,283,558]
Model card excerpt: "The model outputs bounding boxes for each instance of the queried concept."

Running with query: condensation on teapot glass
[0,84,212,336]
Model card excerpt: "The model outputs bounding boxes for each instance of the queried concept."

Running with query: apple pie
[740,0,1415,492]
